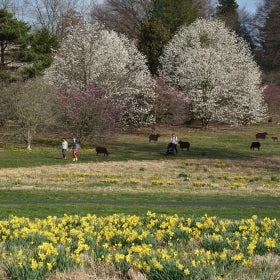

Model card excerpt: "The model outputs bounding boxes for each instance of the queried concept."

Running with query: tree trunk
[201,118,209,129]
[26,128,32,150]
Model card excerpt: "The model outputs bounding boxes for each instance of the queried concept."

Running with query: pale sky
[236,0,263,14]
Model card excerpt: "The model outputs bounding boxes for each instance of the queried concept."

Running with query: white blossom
[159,18,267,126]
[45,22,156,126]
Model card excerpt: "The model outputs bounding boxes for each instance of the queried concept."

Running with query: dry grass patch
[0,158,279,196]
[223,254,280,280]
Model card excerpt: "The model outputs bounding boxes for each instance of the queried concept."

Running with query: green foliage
[0,10,59,82]
[151,0,198,33]
[138,19,171,74]
[138,0,198,74]
[0,9,30,84]
[21,27,60,77]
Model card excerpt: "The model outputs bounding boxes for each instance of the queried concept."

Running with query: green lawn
[0,122,279,220]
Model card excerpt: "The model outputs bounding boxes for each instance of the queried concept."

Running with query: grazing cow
[149,134,160,143]
[256,132,267,139]
[96,146,109,156]
[272,136,278,141]
[178,140,190,151]
[250,142,261,150]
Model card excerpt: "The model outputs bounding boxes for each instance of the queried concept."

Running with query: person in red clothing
[71,138,78,161]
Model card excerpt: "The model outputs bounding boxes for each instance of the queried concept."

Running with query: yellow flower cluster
[0,213,279,279]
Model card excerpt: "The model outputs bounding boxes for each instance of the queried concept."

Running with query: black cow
[96,146,109,156]
[250,142,261,150]
[178,140,190,151]
[149,134,160,143]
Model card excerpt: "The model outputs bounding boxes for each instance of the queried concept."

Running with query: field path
[1,200,280,206]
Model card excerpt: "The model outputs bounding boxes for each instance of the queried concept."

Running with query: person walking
[71,138,78,161]
[61,139,68,160]
[170,133,178,154]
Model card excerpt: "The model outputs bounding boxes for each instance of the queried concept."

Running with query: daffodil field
[0,212,279,279]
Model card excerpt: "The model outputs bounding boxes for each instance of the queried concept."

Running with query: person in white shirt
[61,139,68,160]
[170,133,178,154]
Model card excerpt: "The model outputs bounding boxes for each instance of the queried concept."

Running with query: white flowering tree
[45,22,156,127]
[159,18,267,127]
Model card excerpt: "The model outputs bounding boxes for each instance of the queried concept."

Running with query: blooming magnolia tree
[45,22,156,127]
[159,18,267,127]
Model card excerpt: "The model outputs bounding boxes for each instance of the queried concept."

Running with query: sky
[236,0,263,14]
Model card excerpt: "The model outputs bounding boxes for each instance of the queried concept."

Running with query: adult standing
[71,138,78,161]
[61,139,68,160]
[170,133,178,154]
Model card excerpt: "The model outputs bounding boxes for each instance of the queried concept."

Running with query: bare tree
[90,0,214,39]
[193,0,215,18]
[24,0,85,39]
[0,0,21,15]
[90,0,152,39]
[7,78,55,149]
[0,0,32,22]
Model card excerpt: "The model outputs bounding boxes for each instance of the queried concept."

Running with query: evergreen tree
[216,0,255,51]
[253,0,280,84]
[216,0,241,35]
[151,0,197,34]
[259,1,280,73]
[22,27,60,78]
[0,9,30,84]
[138,19,171,75]
[138,0,198,75]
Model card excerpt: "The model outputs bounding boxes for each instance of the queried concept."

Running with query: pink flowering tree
[52,84,122,143]
[154,77,190,126]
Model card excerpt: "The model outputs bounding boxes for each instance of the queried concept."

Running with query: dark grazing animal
[250,142,261,150]
[166,143,176,155]
[256,132,267,139]
[178,140,190,151]
[272,136,278,141]
[149,134,160,143]
[96,146,109,156]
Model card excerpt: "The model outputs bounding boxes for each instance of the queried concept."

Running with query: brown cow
[272,136,278,141]
[96,146,109,156]
[178,140,190,151]
[250,142,261,150]
[149,134,160,143]
[256,132,267,139]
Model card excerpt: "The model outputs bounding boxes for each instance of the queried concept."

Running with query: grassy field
[0,122,280,280]
[0,122,279,220]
